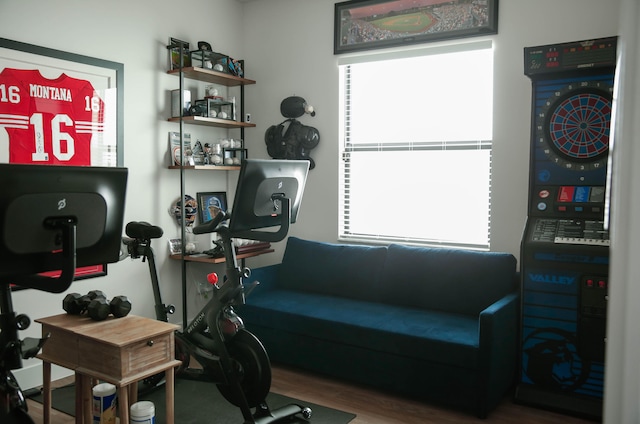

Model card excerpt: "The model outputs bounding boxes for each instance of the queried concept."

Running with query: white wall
[0,3,631,420]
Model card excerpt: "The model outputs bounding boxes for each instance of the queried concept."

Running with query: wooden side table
[36,314,181,424]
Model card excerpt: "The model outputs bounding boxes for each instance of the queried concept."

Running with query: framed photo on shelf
[0,37,124,286]
[197,192,228,224]
[334,0,499,54]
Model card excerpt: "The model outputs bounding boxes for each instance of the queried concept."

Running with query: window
[338,41,493,250]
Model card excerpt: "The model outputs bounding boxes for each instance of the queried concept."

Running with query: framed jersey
[0,37,124,285]
[0,37,123,167]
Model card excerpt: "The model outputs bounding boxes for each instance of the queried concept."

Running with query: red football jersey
[0,68,104,165]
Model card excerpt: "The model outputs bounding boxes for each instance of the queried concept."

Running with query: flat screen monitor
[0,164,128,291]
[229,159,309,235]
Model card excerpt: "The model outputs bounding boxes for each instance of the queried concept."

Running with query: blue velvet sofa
[238,237,519,417]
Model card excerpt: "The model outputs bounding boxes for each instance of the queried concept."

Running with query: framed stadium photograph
[197,191,228,224]
[0,37,124,285]
[334,0,499,54]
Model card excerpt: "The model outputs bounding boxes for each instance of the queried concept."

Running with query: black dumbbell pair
[62,290,132,321]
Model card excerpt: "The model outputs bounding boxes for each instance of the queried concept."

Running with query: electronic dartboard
[515,36,617,421]
[540,82,611,170]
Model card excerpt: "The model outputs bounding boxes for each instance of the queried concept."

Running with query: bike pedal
[21,333,50,359]
[244,281,260,297]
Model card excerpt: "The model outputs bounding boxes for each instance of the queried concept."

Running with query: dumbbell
[63,291,132,321]
[86,295,132,321]
[62,290,107,315]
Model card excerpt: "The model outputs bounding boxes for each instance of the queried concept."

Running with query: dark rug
[28,378,355,424]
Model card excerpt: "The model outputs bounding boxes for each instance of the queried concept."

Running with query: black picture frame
[334,0,499,54]
[0,37,124,285]
[197,192,228,224]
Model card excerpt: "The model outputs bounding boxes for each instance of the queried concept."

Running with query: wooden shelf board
[167,115,256,128]
[168,165,240,171]
[170,248,274,264]
[167,66,256,86]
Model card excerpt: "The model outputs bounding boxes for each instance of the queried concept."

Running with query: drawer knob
[147,340,154,347]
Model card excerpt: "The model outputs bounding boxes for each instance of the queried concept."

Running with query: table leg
[129,381,138,405]
[73,372,81,424]
[82,374,92,424]
[166,367,175,424]
[118,385,129,424]
[42,361,51,424]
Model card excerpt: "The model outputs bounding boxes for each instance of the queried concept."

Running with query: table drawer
[125,332,174,375]
[77,332,174,379]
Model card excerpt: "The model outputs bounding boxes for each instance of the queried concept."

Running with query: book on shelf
[169,131,193,166]
[235,242,271,254]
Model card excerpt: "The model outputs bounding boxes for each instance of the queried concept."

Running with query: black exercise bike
[122,209,312,424]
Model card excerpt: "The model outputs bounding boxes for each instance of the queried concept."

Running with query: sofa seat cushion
[242,289,480,368]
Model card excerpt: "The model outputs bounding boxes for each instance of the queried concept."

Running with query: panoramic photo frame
[334,0,498,54]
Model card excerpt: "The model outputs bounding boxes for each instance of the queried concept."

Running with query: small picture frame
[168,37,190,70]
[168,238,182,255]
[196,192,228,224]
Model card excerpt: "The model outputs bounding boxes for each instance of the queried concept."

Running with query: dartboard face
[536,81,613,171]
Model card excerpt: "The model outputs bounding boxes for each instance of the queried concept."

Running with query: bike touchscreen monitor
[230,159,309,233]
[0,164,128,290]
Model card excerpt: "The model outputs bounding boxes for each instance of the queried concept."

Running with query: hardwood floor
[25,364,597,424]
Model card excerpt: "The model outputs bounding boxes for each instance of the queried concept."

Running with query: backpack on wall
[265,118,319,169]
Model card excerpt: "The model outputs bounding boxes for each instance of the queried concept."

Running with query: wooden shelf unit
[167,53,268,326]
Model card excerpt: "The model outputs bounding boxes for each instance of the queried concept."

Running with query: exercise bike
[0,164,129,424]
[122,207,312,423]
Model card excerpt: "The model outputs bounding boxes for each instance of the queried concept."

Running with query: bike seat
[126,221,164,240]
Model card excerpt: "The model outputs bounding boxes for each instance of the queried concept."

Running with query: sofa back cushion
[379,244,517,315]
[278,237,387,302]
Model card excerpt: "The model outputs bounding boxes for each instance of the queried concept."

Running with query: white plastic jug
[130,401,155,424]
[92,383,116,424]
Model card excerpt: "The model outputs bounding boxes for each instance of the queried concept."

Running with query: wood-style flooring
[25,364,597,424]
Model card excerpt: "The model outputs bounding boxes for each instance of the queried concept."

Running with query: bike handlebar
[193,211,229,235]
[8,217,77,294]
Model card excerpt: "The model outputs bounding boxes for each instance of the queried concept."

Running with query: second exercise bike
[123,208,311,423]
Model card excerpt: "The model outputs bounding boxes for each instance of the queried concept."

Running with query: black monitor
[229,159,309,241]
[0,164,128,292]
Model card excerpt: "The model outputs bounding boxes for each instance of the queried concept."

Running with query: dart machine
[515,36,617,420]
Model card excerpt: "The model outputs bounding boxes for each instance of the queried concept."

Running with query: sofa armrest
[247,264,281,293]
[476,292,519,417]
